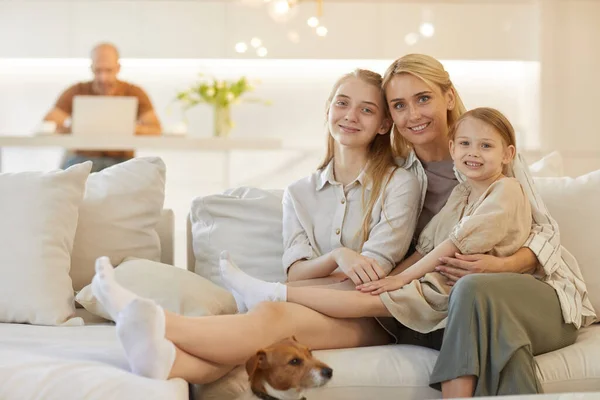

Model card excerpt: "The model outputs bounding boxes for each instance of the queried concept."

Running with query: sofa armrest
[157,209,175,266]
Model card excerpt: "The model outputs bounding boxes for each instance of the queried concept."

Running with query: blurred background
[0,0,598,265]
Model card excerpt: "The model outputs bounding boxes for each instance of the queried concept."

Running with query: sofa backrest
[158,209,175,266]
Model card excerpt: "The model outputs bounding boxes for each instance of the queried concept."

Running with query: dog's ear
[245,350,267,377]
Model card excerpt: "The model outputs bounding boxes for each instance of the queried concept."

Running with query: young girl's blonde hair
[449,107,517,150]
[318,69,396,247]
[382,54,467,158]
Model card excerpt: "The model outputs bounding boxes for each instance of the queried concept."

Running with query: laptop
[71,95,138,138]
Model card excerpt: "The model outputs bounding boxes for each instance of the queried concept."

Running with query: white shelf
[0,134,283,151]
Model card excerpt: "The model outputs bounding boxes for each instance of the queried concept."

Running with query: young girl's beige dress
[380,177,532,333]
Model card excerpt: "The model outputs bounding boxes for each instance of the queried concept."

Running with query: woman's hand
[356,275,407,295]
[332,248,386,285]
[436,253,506,286]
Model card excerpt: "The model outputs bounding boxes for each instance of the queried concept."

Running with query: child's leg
[287,286,392,318]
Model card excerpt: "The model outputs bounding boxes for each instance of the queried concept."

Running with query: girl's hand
[356,275,407,295]
[333,248,386,285]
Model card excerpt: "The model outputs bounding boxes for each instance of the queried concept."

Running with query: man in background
[43,42,162,172]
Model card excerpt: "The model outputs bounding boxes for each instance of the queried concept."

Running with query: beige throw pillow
[70,157,166,291]
[0,162,91,325]
[76,258,237,321]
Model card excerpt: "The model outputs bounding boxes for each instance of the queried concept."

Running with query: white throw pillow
[533,170,600,313]
[528,151,564,177]
[0,162,91,325]
[70,157,166,291]
[76,258,237,321]
[191,187,286,286]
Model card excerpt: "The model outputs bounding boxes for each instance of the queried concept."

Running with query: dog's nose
[321,367,333,379]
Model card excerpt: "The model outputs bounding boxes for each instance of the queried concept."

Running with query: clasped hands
[335,249,505,294]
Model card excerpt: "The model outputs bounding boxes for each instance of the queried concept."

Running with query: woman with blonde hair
[91,68,421,383]
[373,54,594,396]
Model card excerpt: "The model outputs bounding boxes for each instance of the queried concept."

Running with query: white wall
[538,0,600,177]
[0,1,538,60]
[1,0,598,265]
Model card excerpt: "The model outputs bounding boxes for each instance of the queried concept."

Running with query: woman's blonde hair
[318,69,396,247]
[382,54,467,158]
[449,107,517,150]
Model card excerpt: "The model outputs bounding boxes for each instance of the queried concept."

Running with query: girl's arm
[358,239,458,294]
[388,251,423,276]
[287,251,338,282]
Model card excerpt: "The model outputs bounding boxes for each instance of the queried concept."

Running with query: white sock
[116,298,176,380]
[230,288,248,314]
[219,251,286,310]
[91,256,138,321]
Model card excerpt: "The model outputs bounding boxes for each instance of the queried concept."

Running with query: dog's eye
[289,358,303,366]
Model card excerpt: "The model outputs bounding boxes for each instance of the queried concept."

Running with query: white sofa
[0,210,195,400]
[188,165,600,399]
[2,154,599,400]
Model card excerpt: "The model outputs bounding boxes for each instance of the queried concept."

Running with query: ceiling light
[267,0,298,23]
[257,47,268,57]
[404,32,419,46]
[316,26,328,37]
[250,37,262,48]
[307,17,319,28]
[235,42,248,53]
[287,31,300,43]
[419,23,435,38]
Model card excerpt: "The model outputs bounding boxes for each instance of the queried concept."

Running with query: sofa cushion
[75,258,237,321]
[0,162,91,325]
[198,325,600,400]
[533,170,600,314]
[528,151,564,177]
[70,157,166,291]
[190,186,286,286]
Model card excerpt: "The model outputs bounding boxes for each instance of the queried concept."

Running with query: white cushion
[198,325,600,400]
[75,258,237,321]
[190,187,286,286]
[0,162,91,325]
[537,325,600,393]
[528,151,564,177]
[70,157,166,291]
[533,170,600,314]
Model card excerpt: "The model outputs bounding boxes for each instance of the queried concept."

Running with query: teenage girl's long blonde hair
[318,69,396,247]
[382,54,467,158]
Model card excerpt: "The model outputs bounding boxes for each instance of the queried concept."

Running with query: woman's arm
[436,246,538,285]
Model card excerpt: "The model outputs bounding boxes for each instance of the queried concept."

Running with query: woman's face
[385,73,455,148]
[327,77,390,150]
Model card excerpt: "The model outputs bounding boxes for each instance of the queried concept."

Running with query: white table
[0,134,284,187]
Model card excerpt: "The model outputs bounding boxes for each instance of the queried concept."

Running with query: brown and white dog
[244,336,333,400]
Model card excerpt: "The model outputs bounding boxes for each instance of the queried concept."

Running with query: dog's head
[245,336,333,400]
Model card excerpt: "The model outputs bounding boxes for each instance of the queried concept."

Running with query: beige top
[380,178,533,333]
[398,150,596,328]
[282,160,420,275]
[417,178,532,258]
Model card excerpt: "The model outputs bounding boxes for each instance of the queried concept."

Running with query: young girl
[218,107,532,335]
[91,68,421,383]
